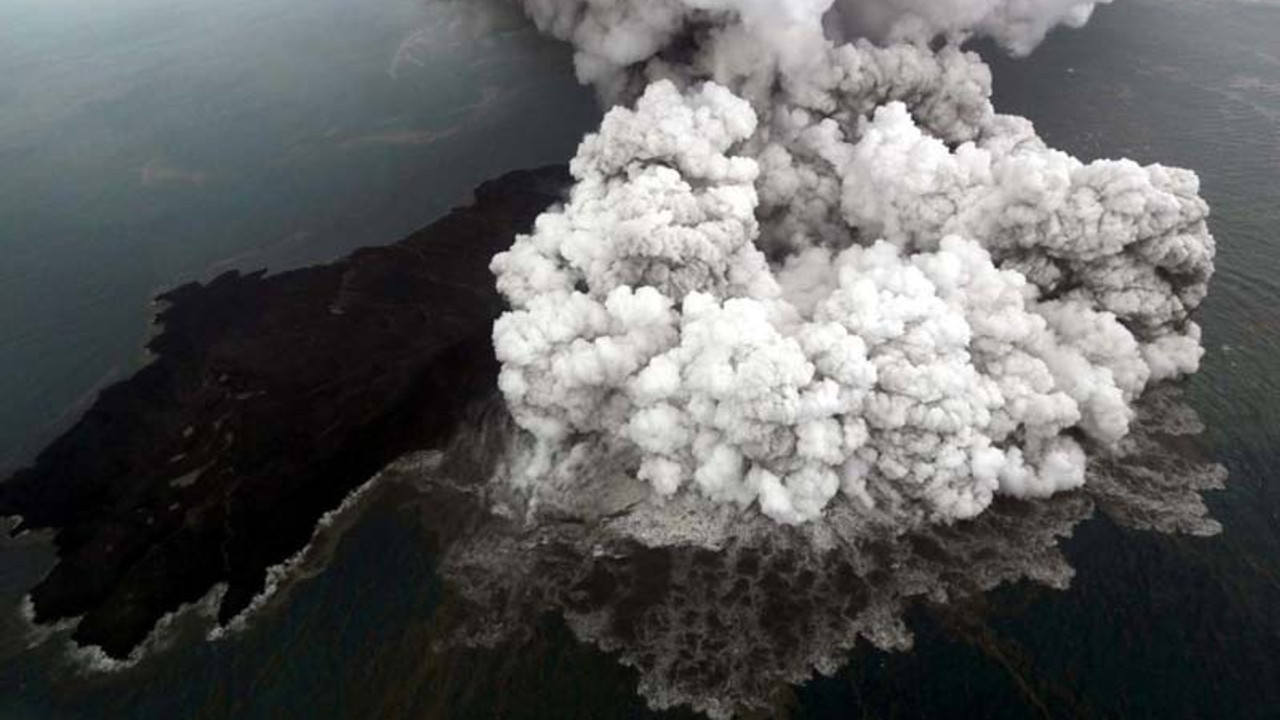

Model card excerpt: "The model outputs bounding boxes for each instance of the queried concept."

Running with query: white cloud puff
[493,0,1214,529]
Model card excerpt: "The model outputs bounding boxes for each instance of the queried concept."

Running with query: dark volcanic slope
[0,166,569,659]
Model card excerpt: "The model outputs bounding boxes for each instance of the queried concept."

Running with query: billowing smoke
[416,385,1223,719]
[828,0,1110,53]
[490,0,1215,528]
[514,0,1110,96]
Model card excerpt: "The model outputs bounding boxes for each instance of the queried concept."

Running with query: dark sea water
[2,0,1279,718]
[0,0,599,471]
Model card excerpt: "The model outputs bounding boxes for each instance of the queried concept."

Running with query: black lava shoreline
[0,166,570,659]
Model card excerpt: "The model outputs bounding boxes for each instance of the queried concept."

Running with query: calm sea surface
[0,0,598,470]
[2,0,1278,718]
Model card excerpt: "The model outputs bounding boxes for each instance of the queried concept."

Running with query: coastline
[0,165,571,659]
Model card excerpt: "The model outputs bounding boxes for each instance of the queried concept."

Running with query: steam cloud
[418,386,1223,719]
[490,0,1215,528]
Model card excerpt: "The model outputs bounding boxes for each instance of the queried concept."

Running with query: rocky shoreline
[0,166,570,659]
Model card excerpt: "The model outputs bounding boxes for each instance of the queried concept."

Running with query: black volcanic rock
[0,166,570,659]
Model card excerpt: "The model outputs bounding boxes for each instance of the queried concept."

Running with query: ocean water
[0,0,599,470]
[2,0,1279,718]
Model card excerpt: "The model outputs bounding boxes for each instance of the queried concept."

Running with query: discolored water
[2,0,1279,718]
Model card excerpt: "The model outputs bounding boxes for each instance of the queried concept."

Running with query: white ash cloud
[423,386,1223,719]
[491,0,1215,528]
[829,0,1110,54]
[515,0,1108,97]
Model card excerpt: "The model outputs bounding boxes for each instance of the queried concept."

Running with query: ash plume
[490,0,1216,529]
[408,385,1223,719]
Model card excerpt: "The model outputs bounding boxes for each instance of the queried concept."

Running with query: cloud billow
[490,0,1215,530]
